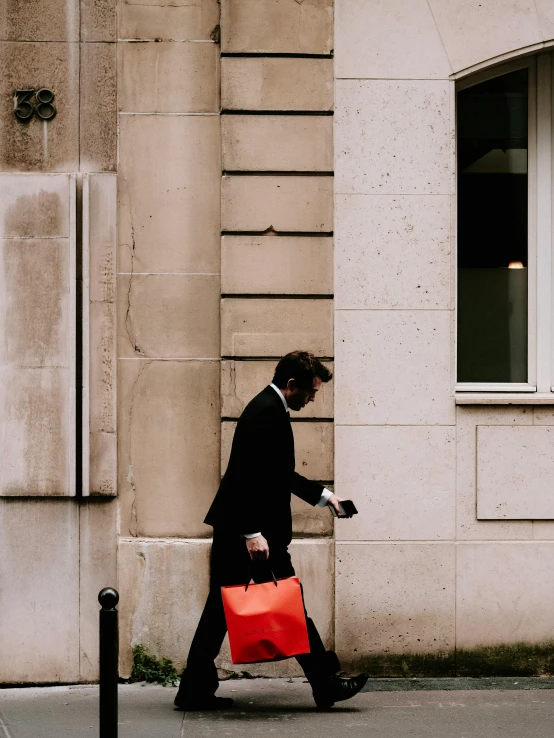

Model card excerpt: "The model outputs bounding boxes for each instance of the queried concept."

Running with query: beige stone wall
[7,0,554,686]
[0,1,118,683]
[115,0,222,673]
[335,0,554,675]
[217,0,335,675]
[116,0,221,543]
[117,0,336,678]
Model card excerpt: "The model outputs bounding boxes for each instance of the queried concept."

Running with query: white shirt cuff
[318,488,333,507]
[243,532,262,539]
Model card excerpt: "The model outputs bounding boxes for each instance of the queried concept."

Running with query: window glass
[457,69,528,383]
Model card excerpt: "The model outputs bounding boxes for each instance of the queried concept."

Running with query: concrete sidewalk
[2,679,554,738]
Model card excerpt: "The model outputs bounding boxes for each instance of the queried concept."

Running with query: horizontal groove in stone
[221,231,334,237]
[220,478,334,486]
[222,416,334,423]
[222,356,334,362]
[221,52,333,59]
[223,171,334,177]
[221,294,333,299]
[222,110,334,116]
[120,39,216,44]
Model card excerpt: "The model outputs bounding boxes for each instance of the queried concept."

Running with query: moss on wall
[131,645,178,686]
[351,642,554,678]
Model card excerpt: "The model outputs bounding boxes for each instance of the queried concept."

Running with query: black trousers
[177,531,334,700]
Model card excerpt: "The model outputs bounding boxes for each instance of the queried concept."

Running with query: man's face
[286,376,322,411]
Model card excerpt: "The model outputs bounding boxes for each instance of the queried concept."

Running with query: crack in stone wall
[126,361,152,536]
[121,177,145,356]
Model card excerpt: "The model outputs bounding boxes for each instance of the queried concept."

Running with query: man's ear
[286,378,296,391]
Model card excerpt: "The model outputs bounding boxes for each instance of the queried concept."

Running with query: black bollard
[98,587,119,738]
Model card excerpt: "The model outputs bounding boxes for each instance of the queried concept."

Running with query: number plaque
[14,89,57,122]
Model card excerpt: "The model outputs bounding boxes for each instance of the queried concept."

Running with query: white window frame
[454,54,554,396]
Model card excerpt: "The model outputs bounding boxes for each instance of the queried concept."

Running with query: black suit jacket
[204,386,324,546]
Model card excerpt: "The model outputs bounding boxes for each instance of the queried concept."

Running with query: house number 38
[14,89,57,122]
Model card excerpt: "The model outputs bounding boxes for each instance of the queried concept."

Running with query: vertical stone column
[334,0,456,673]
[116,0,222,675]
[217,0,336,676]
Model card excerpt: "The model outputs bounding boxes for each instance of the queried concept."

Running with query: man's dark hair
[272,351,332,390]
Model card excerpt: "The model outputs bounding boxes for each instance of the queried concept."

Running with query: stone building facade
[2,0,554,683]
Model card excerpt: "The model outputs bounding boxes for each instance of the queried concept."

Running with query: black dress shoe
[312,673,368,710]
[173,695,235,711]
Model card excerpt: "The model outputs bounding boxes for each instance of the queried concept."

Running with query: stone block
[217,539,335,676]
[81,0,116,41]
[221,298,333,358]
[118,537,211,677]
[335,310,454,425]
[118,42,219,113]
[335,543,455,666]
[335,0,451,79]
[221,360,334,418]
[456,542,554,647]
[0,499,79,682]
[118,536,333,678]
[222,58,333,112]
[291,421,333,481]
[533,407,554,424]
[291,493,333,538]
[0,367,71,496]
[477,426,554,520]
[531,521,554,539]
[222,115,333,171]
[335,195,451,310]
[0,0,78,41]
[222,176,333,233]
[119,0,219,41]
[456,406,532,541]
[428,0,542,73]
[1,239,70,368]
[79,500,118,680]
[221,420,333,481]
[335,426,455,542]
[118,360,220,538]
[0,43,79,172]
[117,274,220,358]
[335,426,456,541]
[335,80,454,196]
[537,0,554,39]
[80,43,117,173]
[118,115,220,273]
[221,236,333,295]
[221,0,333,54]
[0,174,70,237]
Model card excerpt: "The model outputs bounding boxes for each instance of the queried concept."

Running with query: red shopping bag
[221,573,310,664]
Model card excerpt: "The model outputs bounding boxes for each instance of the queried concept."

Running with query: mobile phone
[330,500,358,518]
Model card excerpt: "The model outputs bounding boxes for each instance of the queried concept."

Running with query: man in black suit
[174,351,367,710]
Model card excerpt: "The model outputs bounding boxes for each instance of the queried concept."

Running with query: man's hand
[245,534,269,561]
[328,494,348,517]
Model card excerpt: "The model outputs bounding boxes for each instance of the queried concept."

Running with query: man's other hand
[328,494,347,517]
[246,534,269,561]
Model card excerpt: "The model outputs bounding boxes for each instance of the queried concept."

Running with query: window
[456,54,553,393]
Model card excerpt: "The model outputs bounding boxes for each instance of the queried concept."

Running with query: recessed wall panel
[477,426,554,519]
[0,175,75,496]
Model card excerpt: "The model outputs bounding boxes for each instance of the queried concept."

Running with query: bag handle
[245,561,278,591]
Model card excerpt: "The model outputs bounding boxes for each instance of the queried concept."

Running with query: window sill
[455,393,554,404]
